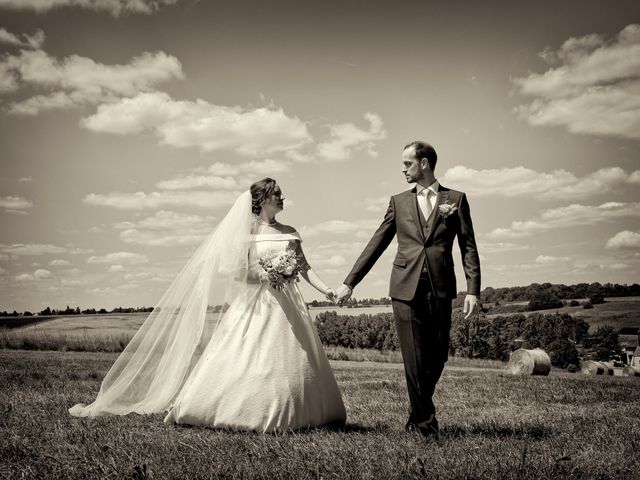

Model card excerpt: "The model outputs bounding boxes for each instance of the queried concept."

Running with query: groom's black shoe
[405,412,418,432]
[416,415,439,441]
[405,421,416,433]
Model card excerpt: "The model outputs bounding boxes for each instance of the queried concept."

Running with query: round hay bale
[508,348,551,376]
[622,366,640,377]
[581,360,606,375]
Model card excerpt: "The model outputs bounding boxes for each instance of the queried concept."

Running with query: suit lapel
[408,188,425,241]
[425,187,448,244]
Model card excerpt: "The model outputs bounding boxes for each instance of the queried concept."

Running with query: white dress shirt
[416,180,439,221]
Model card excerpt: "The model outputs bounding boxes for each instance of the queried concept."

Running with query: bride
[70,178,346,432]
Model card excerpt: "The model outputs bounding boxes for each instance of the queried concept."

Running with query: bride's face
[261,186,284,215]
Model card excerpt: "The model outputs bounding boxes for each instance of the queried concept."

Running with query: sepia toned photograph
[0,0,639,478]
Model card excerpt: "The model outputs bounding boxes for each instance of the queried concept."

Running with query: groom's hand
[463,294,478,319]
[336,284,352,306]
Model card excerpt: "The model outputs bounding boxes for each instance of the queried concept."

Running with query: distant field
[487,296,640,332]
[7,307,393,338]
[9,313,150,338]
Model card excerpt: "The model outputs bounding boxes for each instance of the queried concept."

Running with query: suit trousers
[391,277,452,424]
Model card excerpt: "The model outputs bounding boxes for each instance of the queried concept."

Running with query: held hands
[324,288,337,304]
[335,284,353,306]
[463,294,478,319]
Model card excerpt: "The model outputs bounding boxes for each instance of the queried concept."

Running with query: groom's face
[402,147,425,183]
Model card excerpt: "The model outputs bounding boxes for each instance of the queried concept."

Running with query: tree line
[480,282,639,304]
[1,281,637,318]
[0,305,155,317]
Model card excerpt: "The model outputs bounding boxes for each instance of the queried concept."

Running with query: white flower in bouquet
[258,248,304,290]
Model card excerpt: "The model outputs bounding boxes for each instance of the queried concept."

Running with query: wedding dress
[163,226,346,432]
[69,190,345,432]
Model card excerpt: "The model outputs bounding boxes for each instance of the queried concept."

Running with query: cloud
[361,196,390,213]
[0,195,33,213]
[513,24,640,140]
[0,243,68,255]
[112,210,217,246]
[606,230,640,249]
[300,219,380,238]
[0,28,44,49]
[155,175,239,191]
[1,50,183,115]
[49,259,71,266]
[441,166,639,200]
[87,252,149,264]
[316,112,386,162]
[108,264,126,272]
[81,92,312,156]
[535,255,571,265]
[84,189,240,210]
[0,0,180,16]
[14,268,54,281]
[18,176,32,182]
[477,242,531,254]
[489,202,640,239]
[34,268,54,279]
[207,159,293,176]
[153,159,293,193]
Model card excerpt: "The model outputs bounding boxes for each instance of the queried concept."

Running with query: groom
[336,140,481,439]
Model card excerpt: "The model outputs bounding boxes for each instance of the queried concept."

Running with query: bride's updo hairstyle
[250,177,277,215]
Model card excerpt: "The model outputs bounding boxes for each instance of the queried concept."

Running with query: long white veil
[70,191,253,417]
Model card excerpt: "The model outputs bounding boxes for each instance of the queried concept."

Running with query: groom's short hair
[404,141,437,170]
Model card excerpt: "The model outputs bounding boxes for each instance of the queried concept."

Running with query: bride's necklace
[257,217,277,226]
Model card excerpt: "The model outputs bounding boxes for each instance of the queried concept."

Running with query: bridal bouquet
[258,248,304,290]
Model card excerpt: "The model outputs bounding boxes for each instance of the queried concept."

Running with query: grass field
[1,350,639,479]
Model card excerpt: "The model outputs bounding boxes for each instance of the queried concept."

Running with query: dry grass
[1,350,638,479]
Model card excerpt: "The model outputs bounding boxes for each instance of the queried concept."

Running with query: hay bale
[622,366,640,377]
[581,360,607,375]
[508,348,551,376]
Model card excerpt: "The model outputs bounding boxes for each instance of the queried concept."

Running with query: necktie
[418,189,433,221]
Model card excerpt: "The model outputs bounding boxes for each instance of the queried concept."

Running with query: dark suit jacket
[344,185,481,301]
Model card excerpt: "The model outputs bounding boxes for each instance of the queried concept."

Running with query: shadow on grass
[321,422,387,434]
[442,421,551,440]
[168,420,385,435]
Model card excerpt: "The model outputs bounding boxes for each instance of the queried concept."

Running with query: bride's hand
[325,288,337,304]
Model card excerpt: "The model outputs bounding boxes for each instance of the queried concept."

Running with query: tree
[527,292,563,311]
[547,338,580,368]
[588,293,605,305]
[588,326,622,361]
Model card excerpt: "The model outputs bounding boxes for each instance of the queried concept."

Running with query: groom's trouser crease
[392,277,451,425]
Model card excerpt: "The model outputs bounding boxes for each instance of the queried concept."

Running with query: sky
[0,0,639,311]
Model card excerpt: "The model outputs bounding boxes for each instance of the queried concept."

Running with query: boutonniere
[438,201,458,218]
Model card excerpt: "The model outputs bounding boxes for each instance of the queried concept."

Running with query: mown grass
[1,350,638,479]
